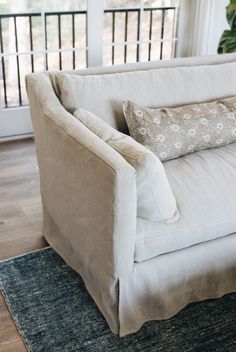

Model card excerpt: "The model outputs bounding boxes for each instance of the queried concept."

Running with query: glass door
[0,0,180,139]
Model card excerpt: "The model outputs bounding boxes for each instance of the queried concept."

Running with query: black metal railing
[104,7,178,65]
[0,6,178,109]
[0,12,40,108]
[0,10,87,108]
[105,8,141,64]
[44,10,87,71]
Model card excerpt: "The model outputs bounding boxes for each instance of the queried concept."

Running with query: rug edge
[0,246,51,264]
[0,246,51,351]
[1,283,33,352]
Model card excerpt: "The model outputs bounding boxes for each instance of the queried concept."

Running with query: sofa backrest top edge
[53,53,236,76]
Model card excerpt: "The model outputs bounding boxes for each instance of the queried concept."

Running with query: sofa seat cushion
[135,142,236,262]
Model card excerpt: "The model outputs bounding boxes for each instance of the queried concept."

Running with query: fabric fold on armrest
[74,108,179,223]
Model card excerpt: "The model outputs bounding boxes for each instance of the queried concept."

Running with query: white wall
[207,0,229,55]
[177,0,229,57]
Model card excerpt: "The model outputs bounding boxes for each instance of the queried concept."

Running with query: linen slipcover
[26,53,236,336]
[74,108,178,223]
[57,60,236,133]
[135,142,236,261]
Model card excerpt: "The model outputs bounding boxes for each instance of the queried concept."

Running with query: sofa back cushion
[58,61,236,133]
[74,108,179,223]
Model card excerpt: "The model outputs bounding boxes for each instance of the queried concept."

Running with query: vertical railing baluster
[124,11,128,63]
[112,12,115,65]
[29,15,34,72]
[72,13,75,69]
[160,9,165,60]
[136,9,141,62]
[0,18,8,108]
[148,10,153,61]
[14,16,22,106]
[58,14,62,70]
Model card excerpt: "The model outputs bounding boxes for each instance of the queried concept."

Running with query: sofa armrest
[26,73,137,279]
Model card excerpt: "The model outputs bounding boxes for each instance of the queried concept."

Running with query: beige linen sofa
[26,53,236,336]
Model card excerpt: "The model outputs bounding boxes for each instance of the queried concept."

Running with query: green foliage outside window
[218,0,236,53]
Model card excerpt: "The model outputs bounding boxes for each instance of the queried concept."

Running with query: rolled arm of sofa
[26,73,137,279]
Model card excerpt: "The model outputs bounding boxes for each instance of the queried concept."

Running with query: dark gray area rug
[0,248,236,352]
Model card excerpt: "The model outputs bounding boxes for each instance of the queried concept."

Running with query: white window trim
[87,0,104,67]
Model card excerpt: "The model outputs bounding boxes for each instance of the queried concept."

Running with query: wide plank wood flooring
[0,139,47,352]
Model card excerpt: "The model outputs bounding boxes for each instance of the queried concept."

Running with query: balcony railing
[0,10,87,108]
[104,6,178,65]
[0,6,179,109]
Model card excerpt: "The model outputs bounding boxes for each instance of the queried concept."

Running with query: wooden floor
[0,139,47,352]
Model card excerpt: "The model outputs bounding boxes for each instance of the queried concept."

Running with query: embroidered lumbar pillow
[122,96,236,161]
